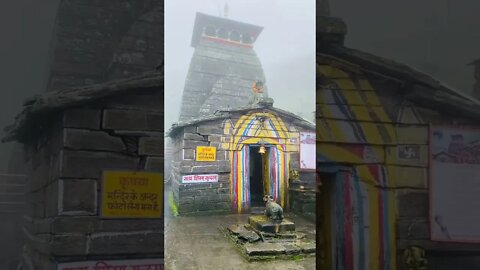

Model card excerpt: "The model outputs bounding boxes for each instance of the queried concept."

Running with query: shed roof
[3,67,164,143]
[167,101,315,137]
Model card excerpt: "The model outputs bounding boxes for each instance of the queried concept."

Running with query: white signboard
[57,258,163,270]
[430,126,480,242]
[300,132,316,170]
[182,174,218,184]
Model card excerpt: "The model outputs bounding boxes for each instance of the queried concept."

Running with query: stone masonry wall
[20,88,163,269]
[370,78,480,269]
[171,120,231,215]
[46,0,163,91]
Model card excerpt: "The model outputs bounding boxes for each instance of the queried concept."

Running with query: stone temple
[178,12,269,121]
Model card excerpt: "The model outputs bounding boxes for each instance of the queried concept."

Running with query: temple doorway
[249,146,266,207]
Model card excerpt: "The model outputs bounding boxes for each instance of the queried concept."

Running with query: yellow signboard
[196,146,216,161]
[101,171,163,218]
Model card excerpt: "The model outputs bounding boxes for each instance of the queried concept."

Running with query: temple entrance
[249,146,266,207]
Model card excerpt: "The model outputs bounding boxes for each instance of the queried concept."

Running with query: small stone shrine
[221,196,315,260]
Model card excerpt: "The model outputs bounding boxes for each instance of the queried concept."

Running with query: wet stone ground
[222,215,316,260]
[165,206,316,270]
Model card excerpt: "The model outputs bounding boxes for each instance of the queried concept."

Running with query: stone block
[97,219,163,232]
[396,125,428,144]
[179,160,230,174]
[145,157,163,172]
[59,179,97,215]
[183,126,196,133]
[208,135,222,143]
[248,215,295,234]
[51,234,87,256]
[88,232,164,255]
[138,137,163,156]
[197,126,224,135]
[63,128,125,152]
[245,243,286,256]
[183,149,195,160]
[45,181,59,217]
[387,166,427,188]
[105,91,162,112]
[62,109,100,129]
[52,216,97,234]
[184,133,204,141]
[103,109,163,131]
[397,219,429,240]
[60,150,139,179]
[396,191,428,218]
[113,130,164,137]
[182,140,208,149]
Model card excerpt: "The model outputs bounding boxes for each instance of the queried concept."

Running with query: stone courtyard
[164,187,316,270]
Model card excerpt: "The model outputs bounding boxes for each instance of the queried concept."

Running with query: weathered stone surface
[138,137,163,156]
[97,219,163,232]
[182,140,208,149]
[397,219,429,240]
[103,109,163,131]
[238,230,260,243]
[227,224,244,235]
[45,181,59,217]
[63,109,101,130]
[197,126,224,135]
[183,149,195,160]
[179,160,230,174]
[52,217,97,234]
[296,242,315,253]
[105,91,162,111]
[387,166,427,188]
[284,244,301,255]
[63,128,126,152]
[88,232,164,255]
[208,135,222,142]
[245,243,286,256]
[248,215,295,234]
[396,191,428,218]
[61,150,139,178]
[113,130,163,137]
[51,235,87,256]
[60,179,97,215]
[184,133,204,141]
[145,157,163,171]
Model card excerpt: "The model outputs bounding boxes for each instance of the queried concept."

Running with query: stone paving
[165,200,316,270]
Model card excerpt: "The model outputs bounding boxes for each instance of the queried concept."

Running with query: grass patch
[168,191,179,216]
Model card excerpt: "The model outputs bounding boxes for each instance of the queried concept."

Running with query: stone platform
[248,215,295,234]
[221,216,315,261]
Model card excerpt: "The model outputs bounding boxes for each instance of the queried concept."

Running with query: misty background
[0,1,479,171]
[165,0,316,130]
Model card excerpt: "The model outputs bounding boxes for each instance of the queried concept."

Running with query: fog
[164,0,317,129]
[331,0,480,94]
[0,1,479,171]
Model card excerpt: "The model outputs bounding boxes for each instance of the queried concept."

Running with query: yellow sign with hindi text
[196,146,216,161]
[101,171,163,218]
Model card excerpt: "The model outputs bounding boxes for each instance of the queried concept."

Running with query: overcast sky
[165,0,316,129]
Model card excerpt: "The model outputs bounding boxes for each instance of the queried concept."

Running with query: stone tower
[178,13,268,121]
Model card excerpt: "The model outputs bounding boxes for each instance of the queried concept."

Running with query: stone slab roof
[168,100,315,138]
[3,67,164,143]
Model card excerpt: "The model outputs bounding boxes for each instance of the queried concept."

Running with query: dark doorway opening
[249,146,265,207]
